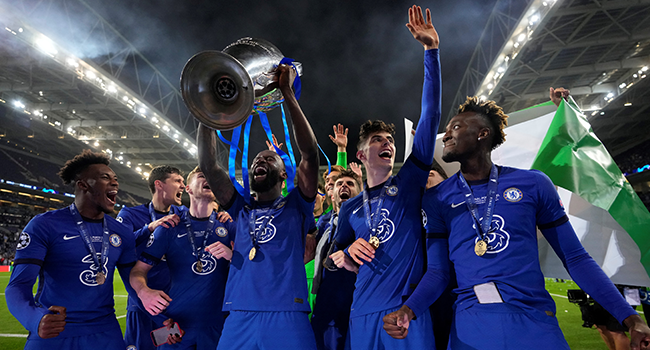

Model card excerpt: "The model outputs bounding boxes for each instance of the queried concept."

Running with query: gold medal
[196,260,203,272]
[96,272,106,285]
[368,236,380,250]
[475,240,487,257]
[249,247,257,261]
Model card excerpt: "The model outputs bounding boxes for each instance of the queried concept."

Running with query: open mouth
[176,191,183,199]
[253,166,268,181]
[106,190,117,205]
[379,150,392,160]
[202,183,211,190]
[339,188,351,200]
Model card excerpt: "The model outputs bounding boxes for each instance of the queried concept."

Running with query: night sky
[22,0,499,164]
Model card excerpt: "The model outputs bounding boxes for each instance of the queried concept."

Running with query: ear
[185,184,192,195]
[479,127,490,140]
[76,179,89,191]
[356,149,366,162]
[280,170,288,181]
[154,179,163,190]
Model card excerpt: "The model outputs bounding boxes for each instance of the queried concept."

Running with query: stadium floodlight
[86,70,96,80]
[94,141,99,147]
[35,37,57,56]
[108,85,117,93]
[517,33,527,42]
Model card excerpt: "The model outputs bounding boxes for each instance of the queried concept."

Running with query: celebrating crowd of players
[5,4,650,350]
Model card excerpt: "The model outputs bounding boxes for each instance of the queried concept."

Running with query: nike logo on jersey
[177,233,188,238]
[63,234,80,240]
[451,201,465,208]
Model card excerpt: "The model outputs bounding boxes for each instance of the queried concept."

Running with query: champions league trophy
[180,37,303,130]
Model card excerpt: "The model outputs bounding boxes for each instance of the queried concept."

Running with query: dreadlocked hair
[458,96,509,150]
[58,149,111,185]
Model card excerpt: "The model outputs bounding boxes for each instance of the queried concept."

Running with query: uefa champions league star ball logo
[16,232,30,250]
[146,233,155,248]
[472,214,510,254]
[421,209,427,227]
[371,208,395,244]
[255,215,277,243]
[192,251,217,275]
[79,253,109,287]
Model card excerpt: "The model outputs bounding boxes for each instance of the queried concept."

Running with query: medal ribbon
[361,177,394,240]
[69,203,109,281]
[248,195,285,250]
[184,210,218,262]
[457,164,499,243]
[148,202,157,222]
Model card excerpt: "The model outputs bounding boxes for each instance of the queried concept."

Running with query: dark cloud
[9,0,497,163]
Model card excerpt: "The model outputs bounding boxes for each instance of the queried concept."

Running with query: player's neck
[151,194,171,213]
[74,197,104,220]
[255,186,282,202]
[365,165,392,188]
[460,152,493,182]
[189,198,213,218]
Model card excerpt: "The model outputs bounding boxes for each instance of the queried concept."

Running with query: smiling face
[158,173,185,206]
[356,131,395,172]
[79,163,119,214]
[333,175,361,209]
[186,171,215,201]
[249,150,287,194]
[442,111,490,163]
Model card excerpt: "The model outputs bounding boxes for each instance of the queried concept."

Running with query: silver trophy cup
[180,37,302,130]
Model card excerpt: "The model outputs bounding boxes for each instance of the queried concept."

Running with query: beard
[250,168,282,193]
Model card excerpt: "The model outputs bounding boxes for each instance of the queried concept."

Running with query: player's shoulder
[28,207,71,226]
[118,203,147,216]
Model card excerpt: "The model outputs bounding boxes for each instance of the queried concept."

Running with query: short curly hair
[357,120,395,150]
[458,97,509,150]
[58,149,111,185]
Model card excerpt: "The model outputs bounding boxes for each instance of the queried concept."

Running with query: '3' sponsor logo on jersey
[79,253,109,287]
[472,214,510,254]
[370,208,395,244]
[254,216,277,243]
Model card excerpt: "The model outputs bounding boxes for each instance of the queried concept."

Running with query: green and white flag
[432,99,650,286]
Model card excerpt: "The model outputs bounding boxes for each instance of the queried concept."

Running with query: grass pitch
[0,273,625,349]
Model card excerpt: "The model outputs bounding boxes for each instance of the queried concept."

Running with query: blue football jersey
[423,167,567,315]
[141,211,235,328]
[117,203,185,311]
[9,207,136,336]
[222,188,314,312]
[335,48,440,318]
[335,157,429,317]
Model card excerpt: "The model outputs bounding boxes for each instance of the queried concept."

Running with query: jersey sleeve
[333,201,356,249]
[117,207,136,230]
[141,225,171,265]
[115,223,137,267]
[410,49,441,167]
[336,151,347,167]
[13,215,49,266]
[6,215,52,334]
[5,264,50,334]
[533,170,568,227]
[541,221,636,323]
[423,189,448,237]
[403,237,450,317]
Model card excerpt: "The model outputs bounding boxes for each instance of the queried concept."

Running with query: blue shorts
[124,308,164,350]
[160,325,221,350]
[25,327,125,350]
[217,311,317,350]
[449,303,570,350]
[347,307,435,350]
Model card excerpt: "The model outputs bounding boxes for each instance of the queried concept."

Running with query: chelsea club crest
[216,227,228,237]
[386,185,399,196]
[503,187,523,202]
[109,234,122,247]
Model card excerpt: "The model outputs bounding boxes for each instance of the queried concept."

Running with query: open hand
[406,5,439,50]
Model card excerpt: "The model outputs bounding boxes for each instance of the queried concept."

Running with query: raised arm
[197,123,236,207]
[277,64,319,198]
[407,5,441,166]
